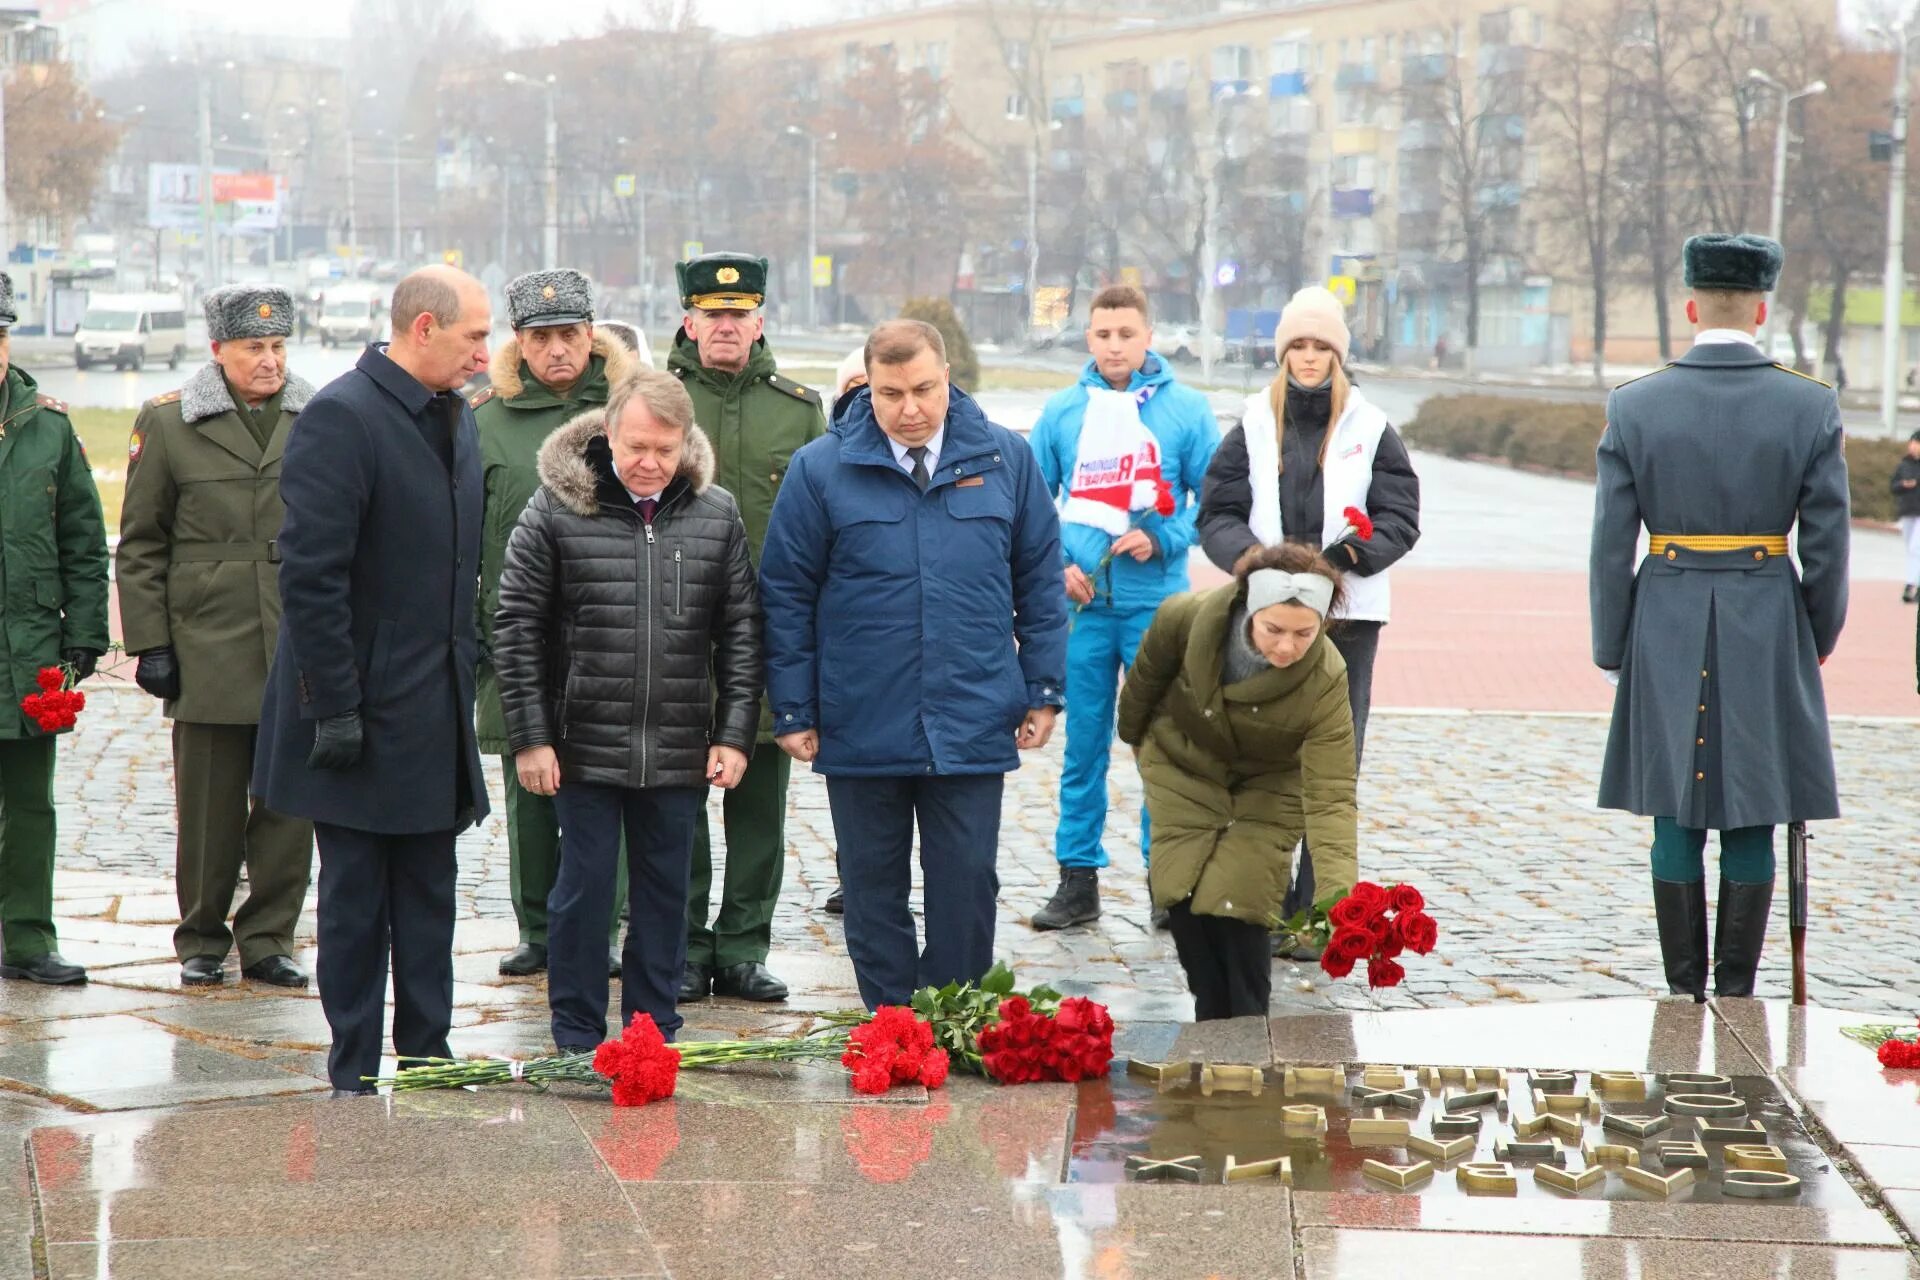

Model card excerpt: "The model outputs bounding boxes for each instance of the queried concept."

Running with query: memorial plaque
[1072,1064,1839,1204]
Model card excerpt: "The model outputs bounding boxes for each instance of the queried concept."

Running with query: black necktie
[907,445,930,491]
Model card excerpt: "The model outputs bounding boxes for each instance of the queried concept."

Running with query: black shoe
[329,1088,375,1099]
[0,952,86,985]
[712,961,789,1002]
[556,1043,598,1056]
[242,955,309,988]
[609,948,623,979]
[824,885,845,915]
[678,961,712,1003]
[1150,906,1170,931]
[1652,875,1708,1002]
[1904,586,1917,604]
[181,955,226,985]
[1713,877,1775,998]
[498,943,547,977]
[1031,868,1100,930]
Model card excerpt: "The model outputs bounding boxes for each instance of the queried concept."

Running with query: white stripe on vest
[1240,384,1392,623]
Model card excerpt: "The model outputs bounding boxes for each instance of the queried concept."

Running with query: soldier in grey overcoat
[1590,232,1850,1002]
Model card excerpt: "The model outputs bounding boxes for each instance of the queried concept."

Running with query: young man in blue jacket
[1026,285,1219,930]
[758,318,1068,1010]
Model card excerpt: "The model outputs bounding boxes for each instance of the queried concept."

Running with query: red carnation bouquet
[1282,881,1439,989]
[19,665,86,734]
[841,1004,951,1094]
[594,1012,682,1106]
[1843,1019,1920,1067]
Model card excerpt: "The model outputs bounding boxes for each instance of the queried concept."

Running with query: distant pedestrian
[1590,232,1849,1002]
[252,265,493,1095]
[758,318,1068,1010]
[1833,354,1848,398]
[1197,285,1420,953]
[1117,543,1358,1021]
[1026,283,1218,933]
[1896,431,1920,604]
[492,369,762,1051]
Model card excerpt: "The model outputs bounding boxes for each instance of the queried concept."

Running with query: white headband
[1247,569,1335,619]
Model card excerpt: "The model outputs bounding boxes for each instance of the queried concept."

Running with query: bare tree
[6,60,121,241]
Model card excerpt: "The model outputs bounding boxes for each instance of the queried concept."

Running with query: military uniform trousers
[0,737,59,965]
[501,757,626,949]
[173,721,312,966]
[685,743,790,969]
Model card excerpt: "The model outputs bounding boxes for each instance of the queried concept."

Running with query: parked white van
[73,293,189,371]
[318,285,387,347]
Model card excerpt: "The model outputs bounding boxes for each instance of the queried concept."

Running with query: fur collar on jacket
[536,406,716,517]
[486,329,633,401]
[180,359,317,425]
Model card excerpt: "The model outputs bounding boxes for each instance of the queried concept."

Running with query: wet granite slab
[1299,1228,1918,1279]
[1709,998,1901,1072]
[1784,1064,1920,1148]
[572,1082,1073,1186]
[0,1015,322,1109]
[1272,998,1764,1073]
[1162,1015,1273,1065]
[0,978,188,1023]
[624,1180,1293,1280]
[1290,1193,1901,1247]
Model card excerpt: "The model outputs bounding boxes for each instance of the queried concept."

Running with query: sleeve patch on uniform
[128,429,144,464]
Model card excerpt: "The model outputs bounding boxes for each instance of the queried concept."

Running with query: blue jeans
[548,782,702,1049]
[1055,605,1157,870]
[826,773,1003,1010]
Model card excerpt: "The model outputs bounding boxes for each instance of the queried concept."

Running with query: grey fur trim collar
[536,406,716,517]
[487,329,633,401]
[180,360,317,424]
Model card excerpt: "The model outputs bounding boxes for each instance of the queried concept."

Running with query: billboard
[148,164,284,234]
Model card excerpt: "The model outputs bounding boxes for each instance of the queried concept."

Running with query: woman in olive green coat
[1117,543,1358,1020]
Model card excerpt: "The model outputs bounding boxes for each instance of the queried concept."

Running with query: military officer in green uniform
[472,269,637,977]
[116,285,316,987]
[0,272,108,986]
[670,252,825,1003]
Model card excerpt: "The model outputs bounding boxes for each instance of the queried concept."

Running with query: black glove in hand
[134,648,181,700]
[61,648,100,682]
[307,709,365,771]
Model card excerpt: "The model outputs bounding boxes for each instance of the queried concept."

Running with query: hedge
[1403,393,1906,523]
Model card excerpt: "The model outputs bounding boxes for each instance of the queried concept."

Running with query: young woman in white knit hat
[1196,285,1422,955]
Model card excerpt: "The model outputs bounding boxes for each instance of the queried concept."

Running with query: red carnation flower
[917,1051,950,1089]
[1343,505,1375,541]
[35,667,64,693]
[1154,482,1176,517]
[1880,1039,1920,1069]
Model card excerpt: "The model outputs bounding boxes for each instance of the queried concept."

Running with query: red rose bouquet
[1282,881,1440,989]
[976,993,1116,1084]
[20,665,86,734]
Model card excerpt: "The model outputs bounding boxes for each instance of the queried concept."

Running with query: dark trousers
[0,737,57,964]
[825,773,1003,1010]
[501,756,625,949]
[173,721,313,966]
[1165,898,1272,1020]
[313,822,456,1091]
[549,782,701,1049]
[686,744,791,969]
[1286,620,1382,916]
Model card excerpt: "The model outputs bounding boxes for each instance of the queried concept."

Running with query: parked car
[1156,323,1225,365]
[73,292,188,371]
[317,285,387,347]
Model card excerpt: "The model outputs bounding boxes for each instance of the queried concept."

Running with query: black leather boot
[1713,877,1774,998]
[1651,876,1707,1002]
[1031,868,1100,930]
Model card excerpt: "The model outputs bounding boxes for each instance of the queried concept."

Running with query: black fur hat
[1682,233,1783,293]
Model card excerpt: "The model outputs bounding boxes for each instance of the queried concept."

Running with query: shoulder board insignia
[468,386,496,410]
[35,392,68,414]
[149,390,183,407]
[1612,363,1678,391]
[767,374,822,404]
[1772,363,1833,388]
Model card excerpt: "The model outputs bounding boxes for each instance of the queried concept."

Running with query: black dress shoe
[824,885,845,915]
[181,955,226,985]
[712,961,788,1003]
[329,1088,376,1099]
[242,955,309,988]
[0,952,86,985]
[609,948,623,979]
[677,961,712,1003]
[498,942,548,977]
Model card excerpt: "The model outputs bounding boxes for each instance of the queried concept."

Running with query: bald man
[254,266,494,1094]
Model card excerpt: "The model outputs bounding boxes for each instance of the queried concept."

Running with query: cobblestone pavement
[49,685,1920,1028]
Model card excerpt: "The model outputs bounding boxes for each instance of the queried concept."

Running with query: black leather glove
[306,709,365,771]
[134,647,181,700]
[61,648,100,683]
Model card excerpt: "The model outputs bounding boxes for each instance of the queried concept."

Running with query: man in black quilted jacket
[491,368,762,1050]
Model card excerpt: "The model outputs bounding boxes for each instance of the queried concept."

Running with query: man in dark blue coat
[1591,233,1849,1002]
[759,318,1068,1009]
[253,265,493,1094]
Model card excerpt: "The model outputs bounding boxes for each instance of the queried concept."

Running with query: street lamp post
[1875,13,1919,436]
[785,125,821,329]
[506,72,559,268]
[1012,115,1062,344]
[1748,70,1826,358]
[1200,84,1261,383]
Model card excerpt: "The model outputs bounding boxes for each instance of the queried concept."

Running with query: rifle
[1788,821,1809,1006]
